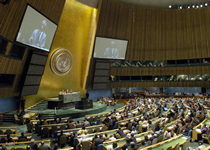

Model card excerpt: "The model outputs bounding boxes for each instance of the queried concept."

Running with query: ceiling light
[205,3,208,6]
[169,5,172,8]
[192,5,195,8]
[187,5,190,9]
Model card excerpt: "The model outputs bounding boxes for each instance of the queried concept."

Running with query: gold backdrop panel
[24,0,98,109]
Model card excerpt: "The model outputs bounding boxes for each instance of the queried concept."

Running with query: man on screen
[103,41,119,58]
[28,20,47,48]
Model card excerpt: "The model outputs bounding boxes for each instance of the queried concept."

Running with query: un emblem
[50,49,73,76]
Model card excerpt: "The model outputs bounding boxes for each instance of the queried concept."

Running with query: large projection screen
[93,37,128,60]
[15,5,57,52]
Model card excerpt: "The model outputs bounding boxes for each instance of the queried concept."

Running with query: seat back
[39,147,49,150]
[176,127,181,134]
[157,134,163,142]
[152,138,158,144]
[92,139,96,150]
[145,140,151,146]
[95,119,100,125]
[59,135,68,145]
[87,129,94,134]
[181,137,190,150]
[27,123,33,132]
[81,141,90,150]
[19,137,27,142]
[173,143,180,150]
[51,126,58,134]
[101,126,107,131]
[127,123,132,130]
[115,133,121,139]
[68,123,75,129]
[0,130,4,134]
[88,117,93,124]
[151,124,156,132]
[42,127,49,137]
[5,129,13,135]
[113,122,118,129]
[60,125,66,130]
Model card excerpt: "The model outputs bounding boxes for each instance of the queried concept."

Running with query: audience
[18,132,27,142]
[128,141,137,150]
[3,96,210,150]
[28,139,38,150]
[122,138,130,150]
[111,142,118,150]
[39,141,50,149]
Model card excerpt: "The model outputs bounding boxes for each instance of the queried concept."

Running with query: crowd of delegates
[1,139,51,150]
[112,92,142,99]
[87,97,209,149]
[0,132,28,143]
[2,96,209,150]
[97,96,116,106]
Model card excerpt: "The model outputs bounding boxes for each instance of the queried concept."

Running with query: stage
[25,97,108,119]
[2,97,125,122]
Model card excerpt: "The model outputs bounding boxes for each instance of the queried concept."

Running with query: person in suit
[18,132,27,142]
[39,141,50,149]
[128,142,137,150]
[112,142,118,150]
[86,92,89,99]
[130,134,137,145]
[67,116,73,123]
[51,143,60,150]
[103,41,119,58]
[28,20,47,48]
[6,134,14,143]
[117,128,124,137]
[95,134,104,150]
[117,127,124,137]
[1,145,8,150]
[28,139,38,150]
[122,138,130,150]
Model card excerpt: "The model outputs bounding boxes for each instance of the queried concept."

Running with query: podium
[59,92,81,103]
[47,92,81,109]
[75,99,93,110]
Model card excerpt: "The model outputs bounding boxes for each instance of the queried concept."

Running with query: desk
[145,95,169,98]
[59,92,81,103]
[77,129,130,143]
[23,113,36,119]
[192,119,210,140]
[103,131,152,149]
[0,133,32,142]
[144,136,187,150]
[0,127,17,134]
[55,124,105,137]
[139,118,162,133]
[75,99,93,109]
[5,140,50,150]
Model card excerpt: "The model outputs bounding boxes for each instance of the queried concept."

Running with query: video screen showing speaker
[93,37,128,60]
[15,5,57,52]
